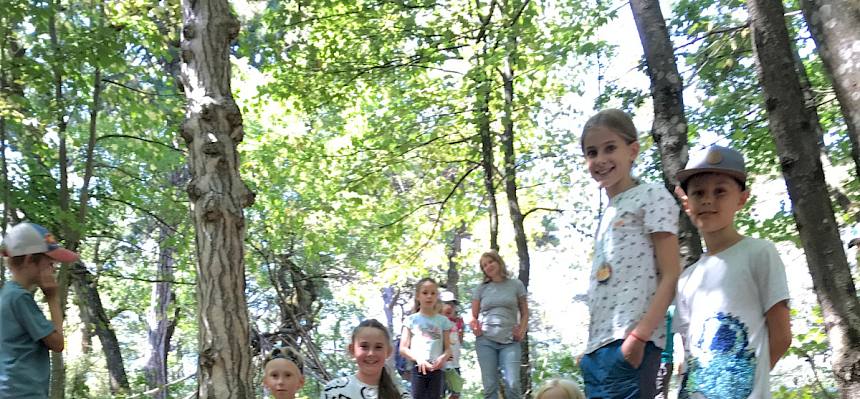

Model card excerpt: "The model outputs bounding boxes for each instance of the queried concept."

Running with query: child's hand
[432,354,447,371]
[38,263,59,298]
[470,320,483,336]
[621,335,645,368]
[416,360,433,375]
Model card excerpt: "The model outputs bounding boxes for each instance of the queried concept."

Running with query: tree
[629,0,702,267]
[179,0,255,397]
[800,0,860,179]
[747,0,860,395]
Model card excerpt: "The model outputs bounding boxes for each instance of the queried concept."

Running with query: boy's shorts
[580,339,661,399]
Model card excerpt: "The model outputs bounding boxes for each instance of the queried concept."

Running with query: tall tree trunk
[499,0,532,394]
[748,0,860,396]
[800,0,860,179]
[629,0,702,267]
[477,63,500,251]
[48,1,70,395]
[179,0,255,397]
[144,224,179,399]
[70,262,130,393]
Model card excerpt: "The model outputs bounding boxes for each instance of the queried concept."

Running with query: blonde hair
[479,250,511,283]
[580,108,638,151]
[535,378,585,399]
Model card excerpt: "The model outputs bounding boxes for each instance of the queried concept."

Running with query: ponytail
[378,365,400,399]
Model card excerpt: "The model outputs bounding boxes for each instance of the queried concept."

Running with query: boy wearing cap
[673,146,791,399]
[439,290,464,399]
[0,222,79,398]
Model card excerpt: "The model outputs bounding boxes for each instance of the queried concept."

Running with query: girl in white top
[399,278,452,399]
[579,109,681,398]
[322,319,411,399]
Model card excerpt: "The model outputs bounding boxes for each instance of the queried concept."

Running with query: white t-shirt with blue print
[675,237,790,399]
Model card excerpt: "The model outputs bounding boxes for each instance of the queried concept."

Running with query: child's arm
[432,328,451,370]
[623,232,680,366]
[39,264,64,352]
[766,300,791,368]
[399,326,416,362]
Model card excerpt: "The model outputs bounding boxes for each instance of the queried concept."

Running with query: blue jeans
[581,340,661,399]
[475,335,522,399]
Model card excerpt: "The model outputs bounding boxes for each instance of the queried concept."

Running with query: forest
[0,0,858,398]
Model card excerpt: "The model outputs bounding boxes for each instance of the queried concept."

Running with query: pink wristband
[629,331,648,343]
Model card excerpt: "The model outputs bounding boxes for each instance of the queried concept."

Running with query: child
[263,347,305,399]
[322,319,411,399]
[439,290,464,399]
[400,278,452,399]
[535,378,585,399]
[0,222,79,398]
[674,145,791,398]
[578,109,681,398]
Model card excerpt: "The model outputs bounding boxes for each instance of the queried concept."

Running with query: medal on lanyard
[596,261,612,283]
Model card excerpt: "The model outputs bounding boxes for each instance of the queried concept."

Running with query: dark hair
[352,319,401,399]
[581,108,638,151]
[410,278,440,314]
[9,253,47,268]
[265,347,303,372]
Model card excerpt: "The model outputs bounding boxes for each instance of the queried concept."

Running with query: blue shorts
[581,339,661,399]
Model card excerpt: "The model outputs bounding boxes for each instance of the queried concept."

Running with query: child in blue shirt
[0,222,79,398]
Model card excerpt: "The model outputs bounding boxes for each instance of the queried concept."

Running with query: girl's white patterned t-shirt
[585,183,678,354]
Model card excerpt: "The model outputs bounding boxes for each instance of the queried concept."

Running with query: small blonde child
[262,347,305,399]
[535,378,585,399]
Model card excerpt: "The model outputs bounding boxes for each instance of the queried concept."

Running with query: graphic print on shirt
[684,312,755,399]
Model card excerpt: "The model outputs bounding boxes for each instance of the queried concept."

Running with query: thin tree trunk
[70,262,130,392]
[445,223,467,299]
[800,0,860,179]
[477,66,500,251]
[48,1,69,395]
[747,0,860,396]
[499,0,532,394]
[629,0,702,267]
[180,0,255,396]
[144,224,179,399]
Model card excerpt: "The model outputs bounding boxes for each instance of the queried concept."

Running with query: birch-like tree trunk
[748,0,860,396]
[179,0,255,397]
[800,0,860,179]
[629,0,702,267]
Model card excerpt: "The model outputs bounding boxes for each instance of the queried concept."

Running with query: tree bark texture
[500,1,532,393]
[748,0,860,396]
[70,262,130,393]
[445,223,467,299]
[629,0,702,267]
[144,225,179,399]
[800,0,860,179]
[179,0,255,397]
[477,66,500,252]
